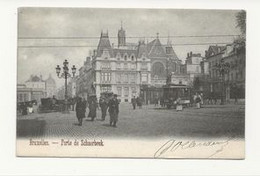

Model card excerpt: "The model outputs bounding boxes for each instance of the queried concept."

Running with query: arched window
[131,55,135,61]
[124,54,128,61]
[151,62,166,78]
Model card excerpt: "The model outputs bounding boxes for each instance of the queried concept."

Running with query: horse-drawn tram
[162,84,191,109]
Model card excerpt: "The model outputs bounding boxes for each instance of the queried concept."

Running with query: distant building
[76,57,95,99]
[45,74,56,98]
[222,42,245,100]
[25,75,45,90]
[200,42,245,101]
[18,74,57,103]
[185,52,203,80]
[23,75,46,103]
[170,73,191,86]
[17,84,45,103]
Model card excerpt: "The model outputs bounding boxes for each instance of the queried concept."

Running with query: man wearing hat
[108,94,119,127]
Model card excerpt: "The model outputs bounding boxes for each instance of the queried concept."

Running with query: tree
[236,10,246,38]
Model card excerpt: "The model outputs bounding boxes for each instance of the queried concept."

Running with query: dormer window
[124,55,128,61]
[142,58,145,61]
[131,55,135,61]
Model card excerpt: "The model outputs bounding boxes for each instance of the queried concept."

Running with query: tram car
[162,84,191,109]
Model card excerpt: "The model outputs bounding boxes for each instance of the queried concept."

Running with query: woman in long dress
[76,97,85,126]
[88,96,97,121]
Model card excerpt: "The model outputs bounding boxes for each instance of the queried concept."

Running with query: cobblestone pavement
[17,103,245,139]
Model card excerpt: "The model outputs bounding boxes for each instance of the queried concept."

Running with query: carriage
[38,98,64,113]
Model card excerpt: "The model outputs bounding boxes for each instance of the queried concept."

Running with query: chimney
[190,51,192,57]
[187,53,189,58]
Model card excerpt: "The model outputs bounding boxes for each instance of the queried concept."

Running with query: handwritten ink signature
[154,137,235,158]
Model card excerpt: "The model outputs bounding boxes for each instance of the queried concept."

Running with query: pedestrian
[76,97,85,126]
[176,97,183,111]
[28,102,33,114]
[21,102,28,115]
[200,93,204,106]
[108,94,119,127]
[154,97,159,107]
[88,96,97,121]
[82,97,87,116]
[136,96,142,109]
[131,96,137,110]
[99,95,108,121]
[195,93,202,109]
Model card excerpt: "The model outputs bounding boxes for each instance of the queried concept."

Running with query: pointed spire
[121,20,123,29]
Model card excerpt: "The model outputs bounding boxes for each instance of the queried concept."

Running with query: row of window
[209,58,244,69]
[101,62,148,70]
[18,93,28,102]
[100,86,137,97]
[100,72,149,84]
[209,70,244,81]
[116,73,136,84]
[116,87,137,97]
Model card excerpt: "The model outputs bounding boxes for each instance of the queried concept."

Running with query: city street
[17,103,245,139]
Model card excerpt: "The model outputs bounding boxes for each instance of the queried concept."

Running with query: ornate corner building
[77,25,182,104]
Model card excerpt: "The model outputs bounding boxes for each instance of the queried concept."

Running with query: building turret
[118,22,126,47]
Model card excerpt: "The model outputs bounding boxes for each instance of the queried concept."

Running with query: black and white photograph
[16,7,245,158]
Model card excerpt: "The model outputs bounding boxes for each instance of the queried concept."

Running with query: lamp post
[214,58,230,105]
[55,59,76,113]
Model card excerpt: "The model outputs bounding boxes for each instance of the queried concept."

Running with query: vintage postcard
[16,8,245,158]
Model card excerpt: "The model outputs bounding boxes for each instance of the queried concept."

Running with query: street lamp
[55,59,77,112]
[213,58,230,105]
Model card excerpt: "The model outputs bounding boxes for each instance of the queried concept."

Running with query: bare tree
[236,10,246,37]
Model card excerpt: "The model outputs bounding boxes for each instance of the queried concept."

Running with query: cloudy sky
[18,8,241,88]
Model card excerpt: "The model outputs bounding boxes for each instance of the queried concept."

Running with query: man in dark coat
[131,96,137,110]
[88,96,97,121]
[76,97,85,126]
[99,95,108,121]
[136,96,142,109]
[108,94,119,127]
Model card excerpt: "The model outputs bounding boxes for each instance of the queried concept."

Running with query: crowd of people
[17,101,38,115]
[131,96,142,110]
[75,94,119,127]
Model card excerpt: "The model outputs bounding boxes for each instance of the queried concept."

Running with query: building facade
[76,56,95,99]
[45,74,56,98]
[185,52,203,80]
[17,84,46,103]
[89,26,182,103]
[92,31,151,102]
[196,42,245,102]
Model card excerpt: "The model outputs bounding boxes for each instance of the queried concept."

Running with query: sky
[17,8,241,88]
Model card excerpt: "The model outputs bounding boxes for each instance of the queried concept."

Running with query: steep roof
[164,45,179,61]
[147,38,167,58]
[96,32,113,57]
[208,45,226,55]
